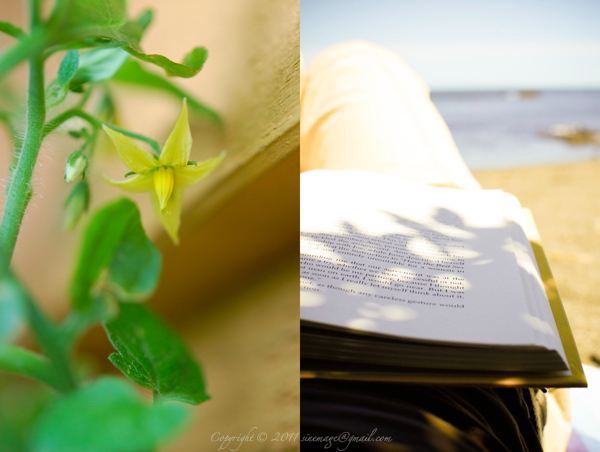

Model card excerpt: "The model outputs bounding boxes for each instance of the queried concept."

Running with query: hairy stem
[0,55,45,264]
[0,0,78,395]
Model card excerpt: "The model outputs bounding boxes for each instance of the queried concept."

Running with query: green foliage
[0,269,77,393]
[67,128,89,139]
[51,0,143,49]
[29,377,189,452]
[107,216,162,301]
[62,0,128,29]
[0,1,216,448]
[70,48,129,90]
[136,9,154,33]
[45,81,68,110]
[104,303,210,405]
[0,22,25,40]
[48,0,206,79]
[124,46,208,78]
[71,198,162,308]
[45,50,79,109]
[0,0,213,83]
[114,59,222,123]
[63,179,90,231]
[183,47,209,71]
[0,343,58,390]
[0,377,54,452]
[62,293,116,345]
[58,50,80,86]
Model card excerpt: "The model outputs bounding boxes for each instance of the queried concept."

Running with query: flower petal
[151,181,183,245]
[153,167,175,212]
[105,173,154,192]
[102,125,156,174]
[173,152,225,187]
[159,98,191,167]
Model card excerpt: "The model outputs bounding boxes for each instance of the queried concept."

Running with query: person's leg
[301,41,480,189]
[300,41,572,452]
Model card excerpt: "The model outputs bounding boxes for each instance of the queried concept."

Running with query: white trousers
[301,41,481,190]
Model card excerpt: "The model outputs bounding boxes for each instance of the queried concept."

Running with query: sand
[474,160,600,366]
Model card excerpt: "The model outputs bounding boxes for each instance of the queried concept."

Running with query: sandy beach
[475,160,600,366]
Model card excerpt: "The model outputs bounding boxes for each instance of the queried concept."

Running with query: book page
[501,197,566,360]
[301,170,539,347]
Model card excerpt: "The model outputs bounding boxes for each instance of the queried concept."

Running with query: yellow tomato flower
[102,99,224,244]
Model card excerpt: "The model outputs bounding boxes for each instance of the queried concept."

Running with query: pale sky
[301,0,600,91]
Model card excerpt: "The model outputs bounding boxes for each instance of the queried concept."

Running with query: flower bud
[65,151,88,183]
[64,180,90,231]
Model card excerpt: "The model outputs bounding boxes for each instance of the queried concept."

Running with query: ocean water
[431,91,600,170]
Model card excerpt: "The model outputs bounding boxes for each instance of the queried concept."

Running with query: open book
[300,170,586,387]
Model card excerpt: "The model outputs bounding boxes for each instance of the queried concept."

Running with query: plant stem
[43,109,162,155]
[0,342,61,391]
[22,287,77,393]
[0,269,77,393]
[29,0,42,30]
[0,55,45,264]
[0,30,49,80]
[42,108,101,138]
[0,0,77,395]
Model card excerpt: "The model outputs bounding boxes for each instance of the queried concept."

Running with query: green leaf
[63,0,127,28]
[137,9,153,32]
[107,214,162,300]
[48,37,131,53]
[104,303,209,405]
[0,376,54,452]
[71,198,161,309]
[113,59,222,124]
[182,47,208,71]
[44,8,152,58]
[0,21,24,39]
[62,293,116,344]
[29,377,189,452]
[70,48,130,89]
[44,3,206,80]
[50,0,143,48]
[58,50,79,86]
[67,128,89,139]
[45,50,80,109]
[45,80,68,109]
[124,46,208,78]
